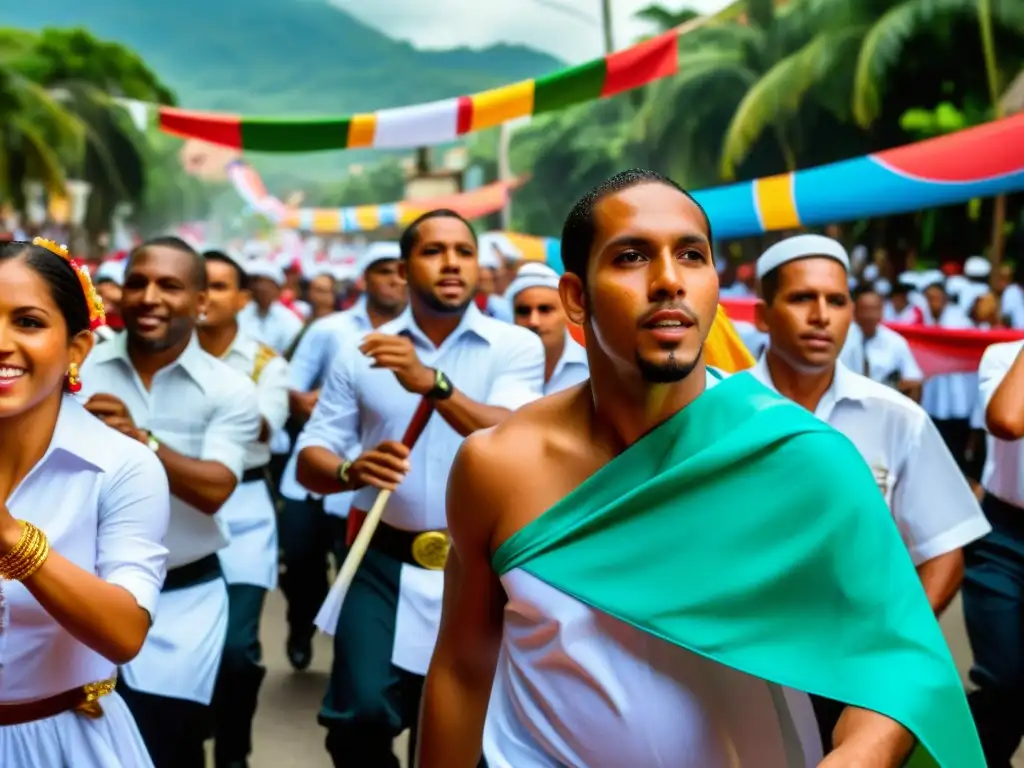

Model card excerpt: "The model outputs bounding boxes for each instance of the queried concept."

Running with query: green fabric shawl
[492,372,983,767]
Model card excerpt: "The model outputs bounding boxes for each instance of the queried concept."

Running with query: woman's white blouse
[0,397,170,703]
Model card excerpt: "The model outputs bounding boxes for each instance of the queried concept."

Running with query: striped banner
[543,113,1024,271]
[229,157,523,233]
[158,31,679,152]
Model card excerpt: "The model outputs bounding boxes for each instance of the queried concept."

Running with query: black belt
[347,508,449,570]
[163,553,222,592]
[242,465,271,484]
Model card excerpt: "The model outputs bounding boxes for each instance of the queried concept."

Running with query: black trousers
[962,494,1024,766]
[932,417,972,475]
[118,676,210,768]
[212,583,268,765]
[320,547,422,768]
[278,496,347,642]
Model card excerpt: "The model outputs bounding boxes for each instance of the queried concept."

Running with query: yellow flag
[705,304,755,373]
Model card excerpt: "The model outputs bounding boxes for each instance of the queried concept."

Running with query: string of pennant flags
[215,113,1024,242]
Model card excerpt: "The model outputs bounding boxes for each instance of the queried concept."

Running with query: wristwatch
[336,460,353,485]
[144,431,160,453]
[427,369,454,400]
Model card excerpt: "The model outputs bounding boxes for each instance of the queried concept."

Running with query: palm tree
[717,0,1024,179]
[0,29,86,210]
[14,28,177,240]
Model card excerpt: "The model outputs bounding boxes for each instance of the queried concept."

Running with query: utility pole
[601,0,614,54]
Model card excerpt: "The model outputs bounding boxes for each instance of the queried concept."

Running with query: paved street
[227,589,1017,767]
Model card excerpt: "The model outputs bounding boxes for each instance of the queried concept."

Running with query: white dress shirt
[840,324,923,387]
[1001,284,1024,329]
[79,332,261,704]
[545,332,589,395]
[280,301,373,517]
[750,357,989,565]
[979,340,1024,507]
[299,303,545,673]
[921,305,978,420]
[238,301,303,356]
[0,397,168,767]
[217,333,290,589]
[80,333,261,569]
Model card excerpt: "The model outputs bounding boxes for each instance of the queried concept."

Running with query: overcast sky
[329,0,732,63]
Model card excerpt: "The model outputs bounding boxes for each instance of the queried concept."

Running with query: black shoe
[287,633,312,671]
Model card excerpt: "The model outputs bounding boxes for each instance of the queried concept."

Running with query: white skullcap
[756,234,850,281]
[94,260,126,286]
[357,241,400,275]
[478,244,501,270]
[874,278,892,296]
[920,269,945,290]
[480,232,523,262]
[245,260,286,287]
[506,263,560,307]
[896,271,920,289]
[862,263,880,281]
[964,255,991,279]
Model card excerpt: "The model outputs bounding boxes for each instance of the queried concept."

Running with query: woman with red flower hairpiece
[0,240,169,767]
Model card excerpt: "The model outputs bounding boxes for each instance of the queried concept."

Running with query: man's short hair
[560,169,713,286]
[129,236,207,291]
[399,209,477,260]
[203,250,249,291]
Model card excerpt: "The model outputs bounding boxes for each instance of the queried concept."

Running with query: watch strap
[428,369,454,400]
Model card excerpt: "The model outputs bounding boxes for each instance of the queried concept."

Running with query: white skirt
[0,692,153,767]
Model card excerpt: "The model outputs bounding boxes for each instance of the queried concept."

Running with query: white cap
[506,263,561,307]
[896,271,920,289]
[357,241,400,275]
[964,255,991,279]
[920,269,945,290]
[245,260,286,287]
[94,260,126,286]
[755,234,850,281]
[946,274,969,296]
[862,263,880,281]
[478,245,501,270]
[874,278,892,296]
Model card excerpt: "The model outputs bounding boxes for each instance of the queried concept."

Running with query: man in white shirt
[238,260,303,354]
[967,340,1024,765]
[296,209,545,767]
[841,284,923,401]
[507,262,589,394]
[749,233,990,750]
[197,250,291,768]
[278,242,407,671]
[921,279,979,473]
[80,237,261,768]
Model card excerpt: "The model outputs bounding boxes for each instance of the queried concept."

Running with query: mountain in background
[6,0,563,112]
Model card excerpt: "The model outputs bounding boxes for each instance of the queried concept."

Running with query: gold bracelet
[0,521,51,582]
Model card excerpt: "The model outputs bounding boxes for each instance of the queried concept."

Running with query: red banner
[719,297,1024,376]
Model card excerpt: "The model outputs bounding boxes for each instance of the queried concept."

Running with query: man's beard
[418,289,472,315]
[636,343,703,383]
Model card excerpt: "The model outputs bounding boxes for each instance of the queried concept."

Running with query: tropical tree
[4,27,178,241]
[717,0,1024,178]
[0,28,83,211]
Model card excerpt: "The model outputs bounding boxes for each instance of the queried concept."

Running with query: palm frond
[720,26,865,178]
[10,114,67,195]
[852,0,1024,126]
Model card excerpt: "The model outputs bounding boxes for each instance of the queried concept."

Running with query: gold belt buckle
[411,531,450,570]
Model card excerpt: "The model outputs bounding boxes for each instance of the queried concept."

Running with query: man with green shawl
[417,170,984,767]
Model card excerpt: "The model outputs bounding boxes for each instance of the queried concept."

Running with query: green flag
[492,372,983,766]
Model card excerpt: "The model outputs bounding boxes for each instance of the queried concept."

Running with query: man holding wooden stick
[296,208,545,768]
